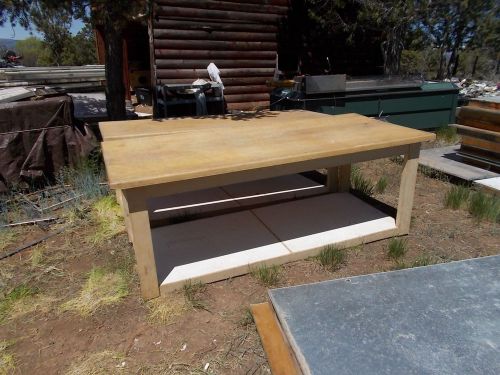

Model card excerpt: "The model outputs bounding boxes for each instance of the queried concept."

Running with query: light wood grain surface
[100,110,328,140]
[101,111,435,189]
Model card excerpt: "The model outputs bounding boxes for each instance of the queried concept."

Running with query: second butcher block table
[100,110,434,299]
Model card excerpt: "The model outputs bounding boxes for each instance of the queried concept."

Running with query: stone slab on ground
[419,145,499,181]
[253,193,396,254]
[269,255,500,375]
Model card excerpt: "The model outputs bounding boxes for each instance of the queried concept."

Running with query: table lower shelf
[155,192,397,293]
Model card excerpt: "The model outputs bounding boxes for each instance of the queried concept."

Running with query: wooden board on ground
[251,302,302,375]
[468,96,500,110]
[101,111,434,189]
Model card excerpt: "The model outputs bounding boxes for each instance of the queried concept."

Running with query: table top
[101,111,435,190]
[99,110,326,140]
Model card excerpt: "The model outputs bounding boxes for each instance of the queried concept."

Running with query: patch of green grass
[0,340,15,375]
[435,126,459,144]
[351,166,374,196]
[387,237,408,260]
[0,285,37,323]
[250,264,282,287]
[444,185,470,210]
[183,280,208,310]
[56,154,108,200]
[316,245,347,271]
[87,195,125,244]
[375,176,388,194]
[61,267,128,316]
[468,191,500,223]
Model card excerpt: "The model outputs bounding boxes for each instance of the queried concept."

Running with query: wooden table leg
[122,189,160,300]
[327,165,351,193]
[396,144,420,235]
[116,189,134,243]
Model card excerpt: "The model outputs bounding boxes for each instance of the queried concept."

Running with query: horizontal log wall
[153,0,289,110]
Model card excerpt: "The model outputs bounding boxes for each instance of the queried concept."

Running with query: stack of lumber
[152,0,289,111]
[0,65,105,89]
[454,96,500,171]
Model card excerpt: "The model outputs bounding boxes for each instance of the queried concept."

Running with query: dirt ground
[0,152,498,374]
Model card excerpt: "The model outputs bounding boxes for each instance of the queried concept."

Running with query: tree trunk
[103,23,126,121]
[382,26,404,76]
[471,55,479,76]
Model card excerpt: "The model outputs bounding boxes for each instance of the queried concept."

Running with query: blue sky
[0,19,85,40]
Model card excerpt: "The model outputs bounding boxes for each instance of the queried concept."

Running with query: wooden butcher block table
[100,111,434,299]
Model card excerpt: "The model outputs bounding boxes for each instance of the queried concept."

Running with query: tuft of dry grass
[435,126,459,145]
[61,267,128,316]
[86,196,125,245]
[250,264,282,287]
[0,285,37,322]
[8,294,57,322]
[468,191,500,223]
[387,237,408,260]
[0,341,15,375]
[65,350,125,375]
[183,280,208,310]
[0,229,17,253]
[444,185,470,210]
[30,246,45,267]
[316,245,347,271]
[147,293,186,324]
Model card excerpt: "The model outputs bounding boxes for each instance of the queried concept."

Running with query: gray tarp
[0,96,97,192]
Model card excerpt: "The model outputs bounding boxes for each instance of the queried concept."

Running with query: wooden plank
[157,76,271,86]
[101,112,434,190]
[326,165,350,193]
[468,97,500,110]
[153,29,276,42]
[155,59,275,69]
[224,93,269,103]
[153,18,278,33]
[155,0,288,15]
[251,302,302,375]
[153,39,277,51]
[122,190,160,300]
[227,101,269,110]
[451,123,500,143]
[461,136,500,154]
[155,67,275,79]
[396,143,420,235]
[155,6,282,23]
[224,85,270,95]
[100,110,331,141]
[457,106,500,126]
[154,49,276,60]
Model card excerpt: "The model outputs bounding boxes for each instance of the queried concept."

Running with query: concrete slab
[419,145,499,181]
[269,256,500,375]
[223,174,327,208]
[253,193,396,255]
[154,210,289,286]
[474,177,500,195]
[148,188,239,223]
